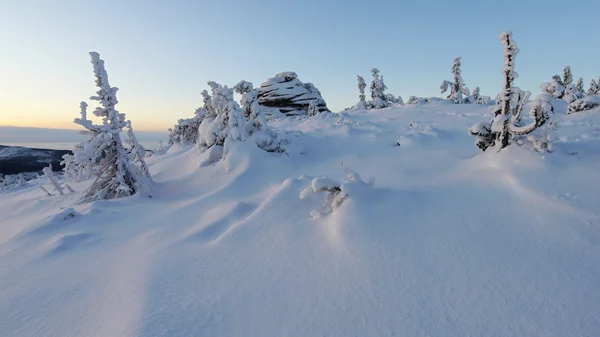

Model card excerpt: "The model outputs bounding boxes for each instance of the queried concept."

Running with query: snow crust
[2,103,600,336]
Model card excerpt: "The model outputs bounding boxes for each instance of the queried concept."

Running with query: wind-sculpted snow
[1,104,600,336]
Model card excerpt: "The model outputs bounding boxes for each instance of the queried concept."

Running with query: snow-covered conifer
[198,81,286,159]
[126,121,151,180]
[355,75,368,109]
[588,79,599,96]
[66,52,151,202]
[471,86,481,103]
[469,32,549,151]
[441,57,470,103]
[563,66,573,87]
[370,68,390,109]
[541,75,565,99]
[576,77,585,98]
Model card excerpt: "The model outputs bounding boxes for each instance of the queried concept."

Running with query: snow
[2,103,600,336]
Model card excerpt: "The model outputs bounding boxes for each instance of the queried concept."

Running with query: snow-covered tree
[370,68,390,109]
[65,52,151,203]
[198,81,286,161]
[469,32,549,151]
[355,75,368,109]
[126,121,151,180]
[441,57,469,103]
[563,66,573,87]
[576,78,586,98]
[541,74,565,99]
[234,80,258,118]
[588,79,599,96]
[385,93,403,104]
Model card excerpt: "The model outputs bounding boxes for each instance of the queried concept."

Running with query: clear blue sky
[1,0,599,130]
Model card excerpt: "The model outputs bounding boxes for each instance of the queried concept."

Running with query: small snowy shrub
[469,32,550,152]
[567,95,600,114]
[41,164,74,196]
[0,173,35,193]
[300,163,373,217]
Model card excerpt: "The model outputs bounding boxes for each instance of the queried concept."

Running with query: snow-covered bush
[385,93,403,105]
[407,96,426,104]
[300,163,373,217]
[469,32,550,151]
[0,173,34,193]
[64,52,152,203]
[198,81,287,162]
[41,164,74,196]
[540,66,584,103]
[567,95,600,114]
[441,57,471,104]
[152,141,167,156]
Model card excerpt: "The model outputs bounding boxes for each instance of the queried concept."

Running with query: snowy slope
[1,103,600,336]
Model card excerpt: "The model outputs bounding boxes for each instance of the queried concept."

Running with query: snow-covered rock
[257,72,330,116]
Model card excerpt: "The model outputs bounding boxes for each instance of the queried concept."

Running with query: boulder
[257,72,330,116]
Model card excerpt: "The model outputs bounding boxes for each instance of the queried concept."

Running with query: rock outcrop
[257,72,330,116]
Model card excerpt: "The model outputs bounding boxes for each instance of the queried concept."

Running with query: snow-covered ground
[1,103,600,336]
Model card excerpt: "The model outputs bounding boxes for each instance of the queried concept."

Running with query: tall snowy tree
[563,66,573,87]
[126,120,152,180]
[588,79,599,96]
[356,75,368,109]
[64,52,151,202]
[469,32,549,151]
[471,86,481,103]
[576,78,586,98]
[441,57,469,103]
[370,68,390,109]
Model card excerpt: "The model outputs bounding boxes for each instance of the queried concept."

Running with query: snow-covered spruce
[300,163,373,217]
[370,68,390,109]
[567,95,600,114]
[540,66,582,102]
[441,57,471,104]
[63,52,152,203]
[354,75,368,110]
[469,32,550,151]
[126,121,152,180]
[197,81,286,161]
[576,78,586,98]
[588,79,599,96]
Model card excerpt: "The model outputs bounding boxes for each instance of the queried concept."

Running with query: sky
[1,0,599,131]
